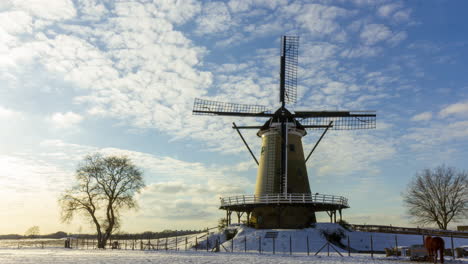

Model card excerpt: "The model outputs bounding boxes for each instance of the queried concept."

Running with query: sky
[1,0,468,235]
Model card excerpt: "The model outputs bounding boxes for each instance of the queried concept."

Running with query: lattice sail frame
[281,36,299,104]
[299,114,376,130]
[193,98,270,116]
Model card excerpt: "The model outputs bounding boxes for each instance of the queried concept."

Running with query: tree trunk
[97,239,107,249]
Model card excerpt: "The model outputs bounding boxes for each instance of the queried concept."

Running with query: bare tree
[403,165,468,230]
[24,226,40,238]
[59,154,145,248]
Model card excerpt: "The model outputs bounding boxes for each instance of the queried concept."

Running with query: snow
[0,248,467,264]
[1,224,467,263]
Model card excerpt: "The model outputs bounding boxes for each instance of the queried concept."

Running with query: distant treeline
[0,230,203,240]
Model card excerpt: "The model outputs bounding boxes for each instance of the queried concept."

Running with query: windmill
[193,36,376,228]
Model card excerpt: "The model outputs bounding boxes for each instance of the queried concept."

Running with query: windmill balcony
[220,193,349,208]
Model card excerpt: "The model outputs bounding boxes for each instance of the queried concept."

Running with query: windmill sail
[280,36,299,105]
[296,111,376,130]
[192,98,271,117]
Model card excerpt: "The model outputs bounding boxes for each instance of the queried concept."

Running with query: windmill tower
[193,36,376,229]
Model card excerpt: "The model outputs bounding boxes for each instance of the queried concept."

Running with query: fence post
[141,239,143,250]
[370,235,374,258]
[395,235,398,257]
[176,236,178,251]
[258,236,261,254]
[307,235,309,256]
[289,235,292,255]
[273,237,275,254]
[185,237,188,251]
[195,237,198,251]
[327,241,330,256]
[244,236,247,253]
[165,237,168,251]
[206,228,209,252]
[348,236,351,256]
[231,237,234,252]
[451,235,455,260]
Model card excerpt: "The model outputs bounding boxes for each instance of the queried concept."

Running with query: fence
[1,227,467,259]
[351,224,468,239]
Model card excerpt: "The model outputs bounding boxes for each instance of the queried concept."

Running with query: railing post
[243,195,245,204]
[303,193,305,203]
[289,193,292,203]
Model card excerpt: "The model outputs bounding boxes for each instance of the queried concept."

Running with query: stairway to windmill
[193,36,376,229]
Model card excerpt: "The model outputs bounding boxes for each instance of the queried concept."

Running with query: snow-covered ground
[0,248,467,264]
[1,223,467,263]
[219,223,468,253]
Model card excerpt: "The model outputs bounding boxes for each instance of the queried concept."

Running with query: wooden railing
[351,224,468,238]
[220,193,348,207]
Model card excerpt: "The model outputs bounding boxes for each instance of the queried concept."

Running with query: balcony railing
[220,193,348,208]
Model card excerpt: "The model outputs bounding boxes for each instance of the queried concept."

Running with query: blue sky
[1,0,468,234]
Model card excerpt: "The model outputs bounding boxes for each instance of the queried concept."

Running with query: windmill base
[250,206,316,229]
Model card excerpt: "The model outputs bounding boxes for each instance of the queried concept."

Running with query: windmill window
[289,144,295,152]
[261,146,265,155]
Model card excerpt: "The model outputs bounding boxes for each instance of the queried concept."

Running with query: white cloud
[377,3,401,17]
[403,121,468,156]
[322,81,347,95]
[152,0,201,25]
[411,111,432,122]
[196,2,233,35]
[12,0,76,21]
[387,31,407,46]
[393,9,411,22]
[360,24,392,45]
[296,4,351,37]
[48,112,83,128]
[306,132,396,178]
[0,105,21,119]
[228,0,287,13]
[0,11,32,34]
[340,45,383,58]
[439,101,468,118]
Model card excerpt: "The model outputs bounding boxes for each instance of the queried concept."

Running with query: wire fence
[1,228,467,259]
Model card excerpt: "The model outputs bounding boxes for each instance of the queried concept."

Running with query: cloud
[196,2,233,35]
[305,131,396,178]
[411,111,432,122]
[377,3,401,17]
[340,45,383,58]
[0,105,21,119]
[48,111,83,128]
[360,24,392,45]
[403,121,468,154]
[387,31,407,46]
[0,10,33,34]
[296,4,351,38]
[439,101,468,118]
[12,0,76,21]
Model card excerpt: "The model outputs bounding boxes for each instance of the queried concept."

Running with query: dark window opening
[289,144,295,152]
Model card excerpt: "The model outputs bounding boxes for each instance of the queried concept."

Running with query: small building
[457,226,468,232]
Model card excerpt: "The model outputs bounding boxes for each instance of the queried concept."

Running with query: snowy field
[1,224,467,263]
[0,249,467,264]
